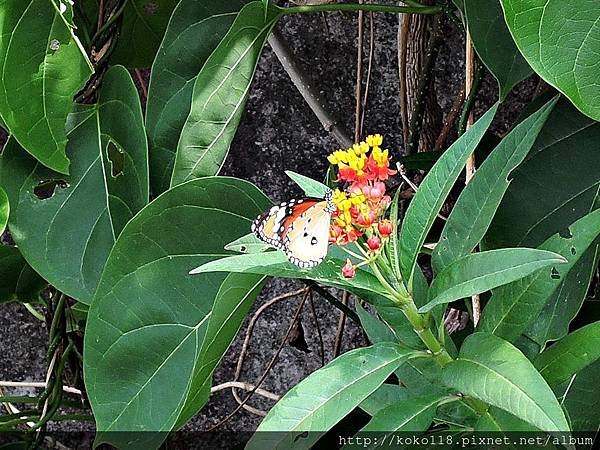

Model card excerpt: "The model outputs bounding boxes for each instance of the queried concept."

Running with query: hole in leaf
[49,39,60,51]
[240,245,247,252]
[34,179,68,200]
[559,227,573,239]
[571,247,577,255]
[550,267,560,280]
[107,141,124,177]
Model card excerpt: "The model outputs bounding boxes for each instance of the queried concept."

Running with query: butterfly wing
[252,198,333,268]
[281,201,333,268]
[251,199,320,251]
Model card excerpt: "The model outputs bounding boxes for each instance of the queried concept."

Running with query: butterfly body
[252,191,335,268]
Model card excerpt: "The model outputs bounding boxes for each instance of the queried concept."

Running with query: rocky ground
[0,2,538,447]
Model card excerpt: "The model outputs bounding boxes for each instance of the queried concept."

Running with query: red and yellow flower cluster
[327,134,396,255]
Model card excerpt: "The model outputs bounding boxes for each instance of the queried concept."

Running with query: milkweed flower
[327,134,397,272]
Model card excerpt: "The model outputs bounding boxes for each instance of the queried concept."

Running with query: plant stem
[369,260,452,365]
[283,3,442,16]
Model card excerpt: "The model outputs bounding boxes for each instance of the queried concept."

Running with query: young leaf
[534,321,600,388]
[0,246,47,304]
[171,2,281,186]
[146,0,247,194]
[285,170,330,198]
[190,251,389,300]
[420,248,565,313]
[0,0,93,174]
[464,0,532,100]
[0,66,148,304]
[0,187,7,235]
[432,97,557,273]
[356,394,445,440]
[500,0,600,121]
[388,187,402,280]
[110,0,178,68]
[84,177,270,450]
[479,209,600,341]
[442,332,570,432]
[399,104,498,288]
[246,343,415,450]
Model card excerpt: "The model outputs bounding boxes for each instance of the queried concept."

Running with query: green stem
[369,261,452,366]
[283,3,442,16]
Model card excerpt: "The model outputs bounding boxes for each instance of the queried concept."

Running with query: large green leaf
[0,0,93,174]
[559,359,600,433]
[479,209,600,341]
[442,333,570,432]
[432,98,557,272]
[190,251,389,300]
[84,177,269,449]
[246,343,414,450]
[356,301,397,344]
[0,186,7,235]
[421,248,565,313]
[171,1,280,186]
[464,0,532,100]
[534,321,600,388]
[146,0,246,194]
[0,66,148,304]
[500,0,600,121]
[399,104,498,288]
[111,0,178,68]
[0,245,47,304]
[357,394,445,444]
[484,98,600,347]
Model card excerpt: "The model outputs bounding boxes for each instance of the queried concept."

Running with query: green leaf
[442,332,570,432]
[246,343,415,450]
[285,170,330,198]
[0,246,47,304]
[111,0,178,68]
[534,321,600,388]
[170,2,280,186]
[484,98,600,347]
[399,104,498,288]
[464,0,532,100]
[420,248,565,313]
[146,0,247,194]
[433,97,557,272]
[0,66,148,304]
[388,187,402,280]
[0,0,93,174]
[224,232,271,254]
[476,407,539,432]
[525,247,599,348]
[359,384,410,416]
[479,209,600,341]
[500,0,600,121]
[0,186,7,235]
[357,394,444,439]
[355,301,397,344]
[559,359,600,434]
[84,177,270,449]
[190,251,389,300]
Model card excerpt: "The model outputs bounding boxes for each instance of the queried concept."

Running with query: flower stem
[282,3,442,16]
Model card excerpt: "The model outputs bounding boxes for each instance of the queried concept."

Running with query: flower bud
[342,258,356,278]
[367,235,381,251]
[378,219,393,237]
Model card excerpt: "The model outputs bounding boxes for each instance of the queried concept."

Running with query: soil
[0,4,538,447]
